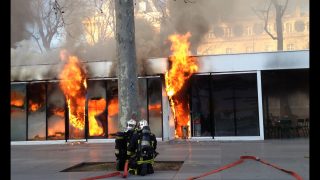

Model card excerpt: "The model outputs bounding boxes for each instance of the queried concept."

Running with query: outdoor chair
[278,119,294,138]
[305,118,309,136]
[295,118,308,137]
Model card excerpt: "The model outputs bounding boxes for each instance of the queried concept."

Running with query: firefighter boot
[139,164,148,176]
[147,164,154,174]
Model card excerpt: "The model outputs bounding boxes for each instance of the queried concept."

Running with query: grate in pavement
[61,161,183,172]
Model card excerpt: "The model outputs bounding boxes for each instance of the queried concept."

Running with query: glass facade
[106,79,119,136]
[233,74,259,136]
[47,83,65,140]
[27,83,47,140]
[11,69,309,141]
[138,78,148,121]
[262,69,309,138]
[11,83,27,141]
[191,75,212,137]
[147,78,163,138]
[190,73,260,137]
[213,73,259,136]
[212,75,236,136]
[87,80,107,138]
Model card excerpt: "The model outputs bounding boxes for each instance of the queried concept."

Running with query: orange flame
[88,98,106,136]
[148,104,161,111]
[28,100,42,112]
[165,32,198,138]
[11,91,24,107]
[59,51,87,131]
[48,119,65,137]
[107,97,119,134]
[108,98,119,117]
[51,108,65,117]
[48,107,65,138]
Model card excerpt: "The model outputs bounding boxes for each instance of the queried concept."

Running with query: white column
[162,80,175,140]
[257,71,265,140]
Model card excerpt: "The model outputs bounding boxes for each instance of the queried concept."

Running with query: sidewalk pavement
[11,138,309,180]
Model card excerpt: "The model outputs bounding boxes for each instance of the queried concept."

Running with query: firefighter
[127,119,157,176]
[114,113,138,171]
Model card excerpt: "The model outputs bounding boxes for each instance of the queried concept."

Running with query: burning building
[11,49,309,142]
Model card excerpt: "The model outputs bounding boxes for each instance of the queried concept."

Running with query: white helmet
[138,119,148,130]
[126,119,137,131]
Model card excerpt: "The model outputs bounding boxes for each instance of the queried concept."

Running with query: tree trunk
[275,3,283,51]
[115,0,139,131]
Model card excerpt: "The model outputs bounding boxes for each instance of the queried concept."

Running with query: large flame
[165,32,198,138]
[59,51,87,132]
[88,98,106,136]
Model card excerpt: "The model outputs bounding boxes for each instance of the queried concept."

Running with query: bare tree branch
[252,0,277,40]
[31,28,43,53]
[53,0,66,26]
[264,1,277,40]
[251,7,264,20]
[280,0,289,17]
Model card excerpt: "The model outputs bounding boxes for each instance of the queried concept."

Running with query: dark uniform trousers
[114,128,138,171]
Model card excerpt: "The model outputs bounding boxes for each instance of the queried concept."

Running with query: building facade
[197,6,309,55]
[11,50,309,143]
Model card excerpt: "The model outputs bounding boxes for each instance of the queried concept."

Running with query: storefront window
[191,75,212,137]
[212,73,259,136]
[262,70,309,138]
[27,83,46,140]
[47,83,65,140]
[138,78,148,121]
[87,80,107,138]
[106,79,119,136]
[212,75,236,136]
[11,83,27,141]
[147,78,162,138]
[234,74,259,136]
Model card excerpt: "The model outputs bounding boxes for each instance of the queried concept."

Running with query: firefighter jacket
[127,126,157,165]
[115,128,138,160]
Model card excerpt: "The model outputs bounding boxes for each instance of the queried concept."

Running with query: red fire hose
[123,160,129,178]
[187,156,303,180]
[81,161,129,180]
[82,156,303,180]
[81,171,121,180]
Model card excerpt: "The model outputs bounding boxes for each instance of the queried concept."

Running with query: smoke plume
[11,0,306,80]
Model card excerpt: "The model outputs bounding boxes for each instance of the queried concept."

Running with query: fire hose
[81,155,303,180]
[80,161,128,180]
[187,156,303,180]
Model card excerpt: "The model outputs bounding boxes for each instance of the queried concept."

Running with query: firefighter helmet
[126,119,137,131]
[139,119,148,130]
